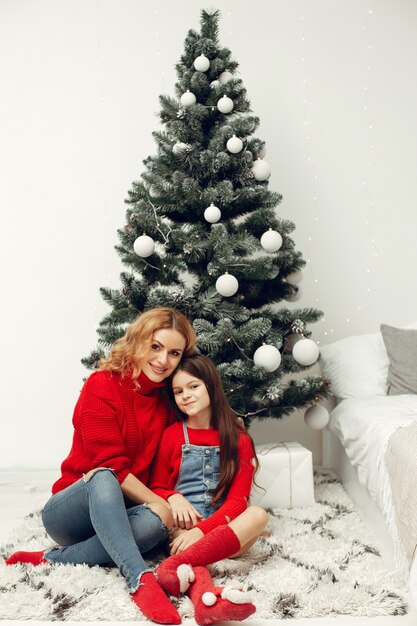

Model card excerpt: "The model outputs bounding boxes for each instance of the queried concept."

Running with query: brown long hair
[99,307,196,381]
[169,353,259,506]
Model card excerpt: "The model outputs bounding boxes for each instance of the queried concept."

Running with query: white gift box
[250,441,315,509]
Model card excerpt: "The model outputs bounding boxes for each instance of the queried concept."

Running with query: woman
[6,307,196,625]
[149,353,269,625]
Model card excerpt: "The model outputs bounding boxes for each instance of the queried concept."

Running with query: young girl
[6,307,196,625]
[150,353,269,624]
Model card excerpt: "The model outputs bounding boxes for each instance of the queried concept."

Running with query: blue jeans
[41,468,168,591]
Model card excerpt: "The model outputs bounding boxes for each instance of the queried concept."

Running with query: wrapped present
[250,441,315,509]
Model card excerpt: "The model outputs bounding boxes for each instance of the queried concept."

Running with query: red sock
[188,566,255,625]
[131,572,181,624]
[156,525,241,596]
[6,550,47,566]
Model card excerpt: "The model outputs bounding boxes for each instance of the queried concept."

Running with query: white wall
[1,0,416,469]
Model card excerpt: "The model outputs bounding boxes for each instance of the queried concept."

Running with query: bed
[319,324,417,609]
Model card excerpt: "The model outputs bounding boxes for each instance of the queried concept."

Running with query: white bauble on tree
[292,338,320,366]
[260,229,282,253]
[172,142,189,154]
[133,235,155,258]
[180,90,196,107]
[304,405,330,430]
[217,95,234,114]
[253,344,281,372]
[210,80,220,89]
[286,286,303,302]
[194,54,210,72]
[226,135,243,154]
[204,203,221,223]
[251,158,271,181]
[216,273,238,297]
[219,70,233,83]
[286,269,303,284]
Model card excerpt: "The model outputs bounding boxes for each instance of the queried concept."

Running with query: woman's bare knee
[147,501,174,529]
[246,505,269,531]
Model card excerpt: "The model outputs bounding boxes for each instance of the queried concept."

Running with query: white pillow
[319,332,389,399]
[320,322,417,400]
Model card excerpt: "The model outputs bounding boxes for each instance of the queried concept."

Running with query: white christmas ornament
[219,71,233,84]
[226,135,243,154]
[251,158,271,181]
[133,235,155,258]
[286,286,303,302]
[180,90,196,107]
[194,54,210,72]
[260,229,282,253]
[292,338,320,366]
[216,273,238,297]
[286,269,303,284]
[253,344,281,372]
[210,80,220,89]
[217,95,234,114]
[202,592,217,607]
[172,142,189,154]
[204,203,221,223]
[304,405,330,430]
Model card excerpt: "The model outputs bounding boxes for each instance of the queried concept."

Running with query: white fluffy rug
[0,471,408,621]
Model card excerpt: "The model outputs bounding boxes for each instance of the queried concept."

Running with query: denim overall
[175,421,223,518]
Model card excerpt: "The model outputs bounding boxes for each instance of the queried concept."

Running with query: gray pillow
[380,324,417,395]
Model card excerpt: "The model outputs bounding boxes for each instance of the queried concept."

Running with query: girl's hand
[170,527,204,554]
[167,494,203,529]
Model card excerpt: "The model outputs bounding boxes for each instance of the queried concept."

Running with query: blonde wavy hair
[99,307,196,381]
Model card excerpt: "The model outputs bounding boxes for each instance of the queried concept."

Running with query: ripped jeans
[41,468,168,591]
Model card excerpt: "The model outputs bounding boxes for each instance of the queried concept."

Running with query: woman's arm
[73,374,137,481]
[120,473,168,506]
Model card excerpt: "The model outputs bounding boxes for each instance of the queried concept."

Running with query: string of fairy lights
[298,3,380,342]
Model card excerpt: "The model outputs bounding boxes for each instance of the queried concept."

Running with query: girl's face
[140,328,186,382]
[172,370,212,422]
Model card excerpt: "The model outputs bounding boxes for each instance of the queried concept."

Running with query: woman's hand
[167,493,203,529]
[170,527,204,555]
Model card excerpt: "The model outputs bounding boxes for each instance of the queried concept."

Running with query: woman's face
[172,370,212,422]
[140,328,186,382]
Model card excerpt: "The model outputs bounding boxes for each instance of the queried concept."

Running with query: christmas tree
[83,9,329,426]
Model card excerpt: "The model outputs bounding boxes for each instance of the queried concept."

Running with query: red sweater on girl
[52,370,173,494]
[150,421,255,534]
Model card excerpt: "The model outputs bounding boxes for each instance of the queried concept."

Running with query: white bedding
[329,395,417,511]
[329,395,417,574]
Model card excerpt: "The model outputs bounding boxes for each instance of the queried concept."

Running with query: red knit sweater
[52,370,173,494]
[150,421,255,534]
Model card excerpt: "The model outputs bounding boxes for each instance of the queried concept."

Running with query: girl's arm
[149,427,180,499]
[195,434,255,534]
[150,425,202,527]
[169,434,255,553]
